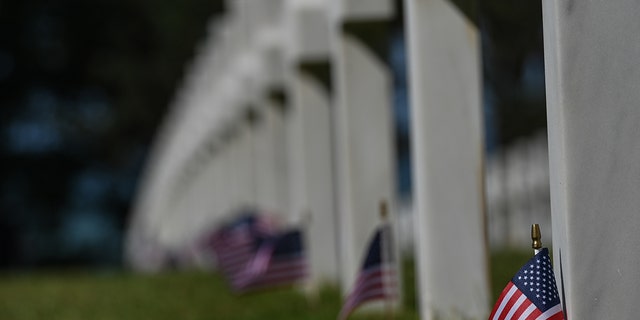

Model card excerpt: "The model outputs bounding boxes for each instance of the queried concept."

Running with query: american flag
[338,224,397,320]
[489,248,564,320]
[233,228,308,292]
[204,212,278,283]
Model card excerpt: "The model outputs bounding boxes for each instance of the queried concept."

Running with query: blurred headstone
[330,0,401,309]
[253,1,290,220]
[285,0,341,288]
[254,99,289,219]
[404,0,489,318]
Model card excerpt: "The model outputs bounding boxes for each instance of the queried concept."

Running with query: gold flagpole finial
[531,224,542,250]
[379,200,388,221]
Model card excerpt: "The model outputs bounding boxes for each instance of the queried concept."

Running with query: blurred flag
[233,228,308,292]
[489,248,564,320]
[338,224,397,320]
[203,212,278,283]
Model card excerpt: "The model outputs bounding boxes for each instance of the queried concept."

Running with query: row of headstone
[486,131,552,249]
[126,0,489,318]
[126,0,640,319]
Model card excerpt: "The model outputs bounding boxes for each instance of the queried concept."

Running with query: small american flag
[204,212,278,283]
[338,224,397,320]
[233,228,308,292]
[489,248,564,320]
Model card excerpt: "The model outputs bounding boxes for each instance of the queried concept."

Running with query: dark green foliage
[480,0,547,147]
[489,249,531,301]
[0,0,224,267]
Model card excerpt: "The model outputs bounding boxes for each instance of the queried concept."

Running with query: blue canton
[511,248,561,312]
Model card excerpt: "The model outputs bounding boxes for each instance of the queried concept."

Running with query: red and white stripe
[489,282,564,320]
[210,230,256,280]
[337,265,398,320]
[233,254,308,291]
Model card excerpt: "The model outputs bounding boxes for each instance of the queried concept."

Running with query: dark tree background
[481,0,547,150]
[0,0,224,268]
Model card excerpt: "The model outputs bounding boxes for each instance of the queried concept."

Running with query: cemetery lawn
[0,250,528,320]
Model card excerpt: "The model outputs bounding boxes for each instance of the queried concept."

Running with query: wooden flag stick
[531,224,542,255]
[379,200,388,222]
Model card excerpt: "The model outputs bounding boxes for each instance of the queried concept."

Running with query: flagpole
[531,224,542,255]
[379,200,393,320]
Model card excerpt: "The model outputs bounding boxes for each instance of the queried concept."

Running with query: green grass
[0,250,528,320]
[488,249,532,301]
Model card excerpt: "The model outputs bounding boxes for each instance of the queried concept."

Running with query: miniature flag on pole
[338,223,397,320]
[204,212,278,283]
[488,248,564,320]
[233,228,308,292]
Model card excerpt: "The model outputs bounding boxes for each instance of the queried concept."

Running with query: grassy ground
[0,250,529,320]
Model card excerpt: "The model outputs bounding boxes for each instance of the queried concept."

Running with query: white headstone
[404,0,489,318]
[285,0,340,287]
[253,5,290,220]
[330,0,400,306]
[543,1,640,318]
[232,51,264,210]
[253,100,289,219]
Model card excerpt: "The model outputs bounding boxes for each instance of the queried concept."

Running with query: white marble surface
[543,1,640,319]
[285,0,331,61]
[288,68,340,285]
[238,121,257,208]
[286,0,340,287]
[405,0,489,318]
[254,101,290,219]
[331,0,393,22]
[253,107,275,212]
[255,18,289,220]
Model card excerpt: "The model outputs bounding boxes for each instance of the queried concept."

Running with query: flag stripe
[511,300,533,320]
[504,294,527,320]
[247,271,307,288]
[339,290,394,320]
[234,258,307,286]
[349,270,397,293]
[236,265,307,289]
[491,282,518,320]
[344,289,398,308]
[249,269,307,288]
[526,308,542,320]
[232,229,307,292]
[344,278,397,306]
[232,255,306,282]
[342,290,393,310]
[516,303,537,320]
[536,305,563,320]
[338,225,395,320]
